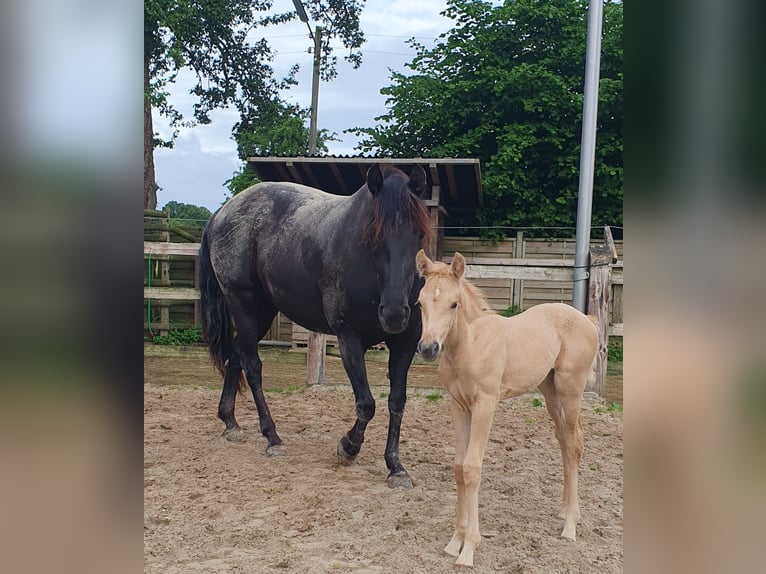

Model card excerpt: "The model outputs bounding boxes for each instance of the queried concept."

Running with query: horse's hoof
[386,471,413,489]
[336,441,357,466]
[560,525,577,541]
[266,444,288,457]
[222,428,246,443]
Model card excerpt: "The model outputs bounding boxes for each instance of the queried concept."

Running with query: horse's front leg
[383,335,419,489]
[445,396,472,556]
[335,333,375,464]
[455,395,497,568]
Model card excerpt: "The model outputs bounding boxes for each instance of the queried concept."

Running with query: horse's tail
[198,226,233,379]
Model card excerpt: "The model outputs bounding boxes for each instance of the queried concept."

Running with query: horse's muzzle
[378,304,410,334]
[417,340,440,362]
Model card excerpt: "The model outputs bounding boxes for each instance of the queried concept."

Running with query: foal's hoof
[266,444,288,457]
[222,428,246,443]
[386,471,413,489]
[336,441,357,466]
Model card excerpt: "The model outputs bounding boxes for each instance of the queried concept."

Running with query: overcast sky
[153,0,454,212]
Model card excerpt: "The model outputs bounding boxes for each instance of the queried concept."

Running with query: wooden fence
[144,218,623,393]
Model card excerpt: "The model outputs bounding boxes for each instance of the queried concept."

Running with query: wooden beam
[306,332,325,385]
[274,162,292,182]
[329,162,350,195]
[144,242,200,256]
[585,243,614,395]
[604,226,619,263]
[144,287,200,300]
[445,163,459,202]
[299,162,321,189]
[246,156,480,166]
[285,161,305,185]
[448,256,576,267]
[465,265,573,281]
[512,230,524,310]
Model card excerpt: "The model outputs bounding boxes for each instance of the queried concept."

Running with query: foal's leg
[553,372,586,541]
[539,373,570,519]
[444,397,471,557]
[336,333,375,464]
[456,394,497,568]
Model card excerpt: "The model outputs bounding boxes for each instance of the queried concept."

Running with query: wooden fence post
[307,332,325,385]
[585,243,614,395]
[512,230,524,310]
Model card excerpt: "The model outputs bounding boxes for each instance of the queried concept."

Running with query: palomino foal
[415,250,598,568]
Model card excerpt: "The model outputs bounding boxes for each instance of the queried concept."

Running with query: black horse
[198,164,432,488]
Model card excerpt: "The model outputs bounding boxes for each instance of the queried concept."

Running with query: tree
[162,201,212,225]
[351,0,622,237]
[144,0,367,208]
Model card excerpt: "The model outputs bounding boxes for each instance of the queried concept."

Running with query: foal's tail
[198,226,233,378]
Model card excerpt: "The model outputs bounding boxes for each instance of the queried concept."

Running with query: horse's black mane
[363,166,433,246]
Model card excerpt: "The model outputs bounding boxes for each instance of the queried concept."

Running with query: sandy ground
[144,353,623,573]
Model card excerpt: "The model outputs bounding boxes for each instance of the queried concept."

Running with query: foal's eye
[450,301,458,309]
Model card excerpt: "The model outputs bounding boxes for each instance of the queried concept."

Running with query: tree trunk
[144,55,158,210]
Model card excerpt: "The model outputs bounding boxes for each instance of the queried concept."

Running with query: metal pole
[572,0,604,312]
[306,24,325,382]
[308,26,322,155]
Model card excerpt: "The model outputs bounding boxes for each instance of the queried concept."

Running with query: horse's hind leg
[218,336,246,442]
[225,292,283,455]
[544,370,585,541]
[539,373,569,519]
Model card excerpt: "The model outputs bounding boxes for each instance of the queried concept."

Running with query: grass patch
[531,398,543,408]
[424,392,442,402]
[594,402,623,414]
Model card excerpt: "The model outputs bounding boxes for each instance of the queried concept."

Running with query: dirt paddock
[144,352,623,573]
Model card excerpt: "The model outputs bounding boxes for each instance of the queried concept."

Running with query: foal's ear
[366,164,384,196]
[450,252,466,279]
[408,165,428,198]
[415,249,433,277]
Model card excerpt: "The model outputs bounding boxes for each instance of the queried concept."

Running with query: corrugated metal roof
[245,156,483,208]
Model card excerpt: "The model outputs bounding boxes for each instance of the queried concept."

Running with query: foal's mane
[426,264,494,321]
[363,166,433,246]
[460,278,494,320]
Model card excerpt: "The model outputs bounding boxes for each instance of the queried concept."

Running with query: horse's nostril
[378,304,384,314]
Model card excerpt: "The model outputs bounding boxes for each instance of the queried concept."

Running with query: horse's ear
[366,164,384,196]
[409,165,428,198]
[450,252,466,279]
[415,249,432,277]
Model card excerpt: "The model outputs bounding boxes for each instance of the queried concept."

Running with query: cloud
[155,0,453,209]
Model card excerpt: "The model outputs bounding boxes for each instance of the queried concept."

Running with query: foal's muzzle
[417,340,440,362]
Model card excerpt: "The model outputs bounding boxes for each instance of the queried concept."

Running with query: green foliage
[150,327,203,346]
[224,165,261,197]
[594,402,622,414]
[350,0,622,238]
[607,340,623,362]
[162,201,212,225]
[531,397,543,408]
[499,305,522,317]
[145,0,366,148]
[425,392,443,402]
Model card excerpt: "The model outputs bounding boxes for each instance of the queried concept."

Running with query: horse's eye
[450,301,458,309]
